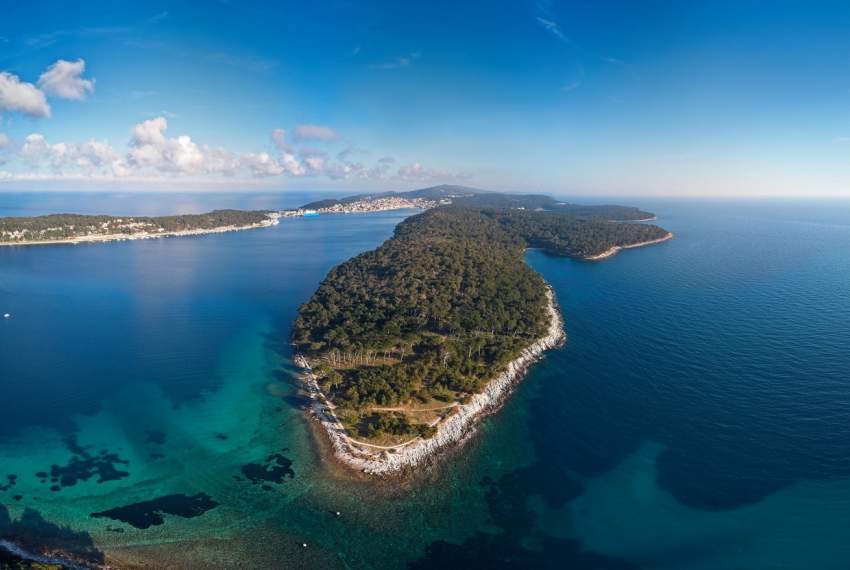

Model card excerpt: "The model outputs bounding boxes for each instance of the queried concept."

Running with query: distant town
[280,196,448,217]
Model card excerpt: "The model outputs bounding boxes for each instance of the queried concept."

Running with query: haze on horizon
[1,1,849,198]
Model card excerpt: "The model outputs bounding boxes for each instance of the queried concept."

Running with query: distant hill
[301,185,654,221]
[299,184,485,210]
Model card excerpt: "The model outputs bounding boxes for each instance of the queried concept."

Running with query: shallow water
[1,194,849,569]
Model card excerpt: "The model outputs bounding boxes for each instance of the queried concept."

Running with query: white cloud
[325,160,365,180]
[0,117,468,184]
[202,146,240,176]
[21,133,50,157]
[127,116,204,174]
[536,16,568,43]
[293,124,339,142]
[20,132,122,174]
[325,154,395,181]
[300,148,327,174]
[281,152,306,176]
[243,151,284,177]
[0,72,51,117]
[303,155,325,172]
[396,161,470,182]
[37,59,95,100]
[75,140,120,172]
[396,162,427,181]
[271,128,290,151]
[0,133,9,148]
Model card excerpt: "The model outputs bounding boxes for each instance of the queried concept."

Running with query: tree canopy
[293,201,669,441]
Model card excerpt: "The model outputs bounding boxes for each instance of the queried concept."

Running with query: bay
[2,194,849,569]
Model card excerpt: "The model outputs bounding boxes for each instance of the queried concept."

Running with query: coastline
[295,285,565,476]
[0,214,279,248]
[584,231,673,261]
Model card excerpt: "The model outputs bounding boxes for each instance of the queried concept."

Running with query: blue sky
[1,0,849,196]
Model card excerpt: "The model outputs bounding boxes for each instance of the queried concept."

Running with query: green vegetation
[299,184,482,211]
[356,412,437,440]
[294,197,670,443]
[294,207,548,419]
[487,208,669,258]
[0,209,271,243]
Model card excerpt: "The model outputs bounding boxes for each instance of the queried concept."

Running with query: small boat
[3,313,10,319]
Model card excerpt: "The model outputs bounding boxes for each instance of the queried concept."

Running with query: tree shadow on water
[0,504,104,568]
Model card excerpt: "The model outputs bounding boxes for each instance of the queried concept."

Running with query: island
[0,185,672,476]
[0,209,279,246]
[292,188,672,475]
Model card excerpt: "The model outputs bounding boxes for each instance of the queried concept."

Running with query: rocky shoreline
[585,231,673,261]
[0,214,280,248]
[295,285,566,476]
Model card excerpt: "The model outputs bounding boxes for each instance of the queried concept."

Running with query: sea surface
[1,193,849,569]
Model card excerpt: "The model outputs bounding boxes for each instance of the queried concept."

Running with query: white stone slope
[296,286,565,475]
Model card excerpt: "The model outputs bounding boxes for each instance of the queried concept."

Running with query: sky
[1,0,849,197]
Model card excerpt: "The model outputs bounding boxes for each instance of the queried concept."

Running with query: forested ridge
[294,199,669,442]
[0,209,271,243]
[488,209,669,258]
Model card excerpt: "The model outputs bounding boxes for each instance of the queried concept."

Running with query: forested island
[0,210,278,246]
[292,190,672,474]
[1,186,671,474]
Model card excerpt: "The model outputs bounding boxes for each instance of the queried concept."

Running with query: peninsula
[292,189,672,475]
[0,186,671,476]
[0,209,279,246]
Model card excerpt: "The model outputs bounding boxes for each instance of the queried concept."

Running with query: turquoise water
[1,194,850,569]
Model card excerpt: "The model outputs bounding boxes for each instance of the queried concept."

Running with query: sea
[1,192,849,569]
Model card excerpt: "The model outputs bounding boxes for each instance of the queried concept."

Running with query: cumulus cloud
[300,148,327,174]
[293,124,338,142]
[126,116,205,174]
[324,154,397,181]
[21,133,51,158]
[325,161,365,180]
[202,146,240,176]
[0,72,51,117]
[1,58,95,119]
[281,152,306,176]
[20,132,122,175]
[37,59,95,100]
[243,151,284,177]
[0,117,468,184]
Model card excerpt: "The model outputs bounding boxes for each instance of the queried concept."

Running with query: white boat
[3,313,10,319]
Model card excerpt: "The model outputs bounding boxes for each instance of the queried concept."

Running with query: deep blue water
[1,193,850,569]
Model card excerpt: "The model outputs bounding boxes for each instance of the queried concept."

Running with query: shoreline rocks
[585,231,673,261]
[296,285,566,476]
[0,213,280,248]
